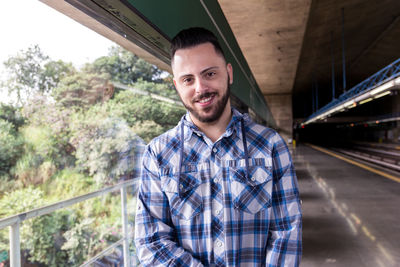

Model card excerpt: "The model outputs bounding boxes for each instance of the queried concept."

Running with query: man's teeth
[199,96,212,103]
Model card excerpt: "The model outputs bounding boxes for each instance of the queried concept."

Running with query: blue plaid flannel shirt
[135,109,302,266]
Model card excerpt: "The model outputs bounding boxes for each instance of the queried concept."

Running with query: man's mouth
[198,96,213,103]
[194,93,216,104]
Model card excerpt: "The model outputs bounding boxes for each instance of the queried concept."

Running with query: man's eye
[206,72,216,78]
[183,77,193,84]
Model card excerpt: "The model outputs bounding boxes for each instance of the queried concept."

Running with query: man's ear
[227,63,233,84]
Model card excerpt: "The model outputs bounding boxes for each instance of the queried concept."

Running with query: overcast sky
[0,0,116,103]
[0,0,115,69]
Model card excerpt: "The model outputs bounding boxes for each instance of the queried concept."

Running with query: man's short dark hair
[170,27,225,65]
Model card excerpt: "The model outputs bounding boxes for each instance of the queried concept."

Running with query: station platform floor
[292,144,400,267]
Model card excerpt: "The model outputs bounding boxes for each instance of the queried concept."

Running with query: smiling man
[134,27,302,267]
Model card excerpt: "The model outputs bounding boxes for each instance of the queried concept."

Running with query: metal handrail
[0,179,139,267]
[306,57,400,122]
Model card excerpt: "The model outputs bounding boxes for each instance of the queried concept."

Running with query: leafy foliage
[39,60,76,93]
[61,218,99,265]
[131,120,165,143]
[70,107,143,186]
[52,72,112,109]
[0,187,72,266]
[0,119,23,178]
[12,121,71,186]
[1,45,75,104]
[2,45,48,103]
[0,103,25,130]
[133,77,179,101]
[21,95,76,169]
[85,46,162,84]
[43,169,95,200]
[106,89,185,137]
[0,43,185,266]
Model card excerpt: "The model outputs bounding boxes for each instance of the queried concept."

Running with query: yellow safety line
[307,144,400,183]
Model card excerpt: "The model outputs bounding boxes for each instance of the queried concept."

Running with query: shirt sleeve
[266,133,302,267]
[134,145,204,267]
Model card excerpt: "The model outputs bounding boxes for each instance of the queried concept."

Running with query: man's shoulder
[146,123,181,153]
[243,119,291,166]
[245,117,279,140]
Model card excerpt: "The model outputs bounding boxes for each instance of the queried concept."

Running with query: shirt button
[216,241,222,247]
[212,148,217,153]
[213,178,219,183]
[216,209,221,215]
[251,177,256,182]
[180,184,183,189]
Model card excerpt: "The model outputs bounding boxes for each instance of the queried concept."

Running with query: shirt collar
[179,108,247,141]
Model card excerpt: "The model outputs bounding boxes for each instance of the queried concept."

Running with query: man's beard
[183,80,230,123]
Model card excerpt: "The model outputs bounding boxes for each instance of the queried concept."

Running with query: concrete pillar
[264,93,293,142]
[392,93,400,143]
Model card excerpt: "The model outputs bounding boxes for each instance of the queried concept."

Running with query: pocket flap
[231,165,272,186]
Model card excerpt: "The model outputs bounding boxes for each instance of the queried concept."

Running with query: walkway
[293,145,400,267]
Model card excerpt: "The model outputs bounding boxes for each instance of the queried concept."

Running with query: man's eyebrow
[178,73,194,80]
[178,66,219,80]
[200,66,219,75]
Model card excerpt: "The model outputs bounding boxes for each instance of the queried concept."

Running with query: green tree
[2,45,48,104]
[2,45,75,104]
[133,78,180,101]
[70,106,143,186]
[39,60,76,93]
[85,46,163,84]
[0,187,73,266]
[0,119,23,179]
[20,95,76,170]
[107,89,185,130]
[0,103,25,130]
[52,72,112,109]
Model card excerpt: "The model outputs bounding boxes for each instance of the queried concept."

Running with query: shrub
[53,72,112,109]
[0,187,73,266]
[0,103,25,130]
[13,125,59,186]
[22,96,76,169]
[106,89,185,137]
[0,119,24,178]
[43,169,95,200]
[70,108,143,186]
[61,218,99,265]
[131,120,164,143]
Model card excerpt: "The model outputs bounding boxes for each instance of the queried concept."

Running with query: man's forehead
[172,43,225,74]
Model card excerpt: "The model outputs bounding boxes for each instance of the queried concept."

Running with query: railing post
[10,221,21,267]
[121,187,130,267]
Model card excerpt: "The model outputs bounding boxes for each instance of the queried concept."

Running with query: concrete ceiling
[218,0,400,119]
[218,0,311,95]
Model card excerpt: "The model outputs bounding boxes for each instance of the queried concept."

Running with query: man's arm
[266,133,302,267]
[134,146,204,267]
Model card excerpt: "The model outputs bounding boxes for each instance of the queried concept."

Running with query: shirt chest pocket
[228,159,273,214]
[161,165,208,220]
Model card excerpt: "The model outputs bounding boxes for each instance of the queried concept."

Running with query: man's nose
[195,78,209,94]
